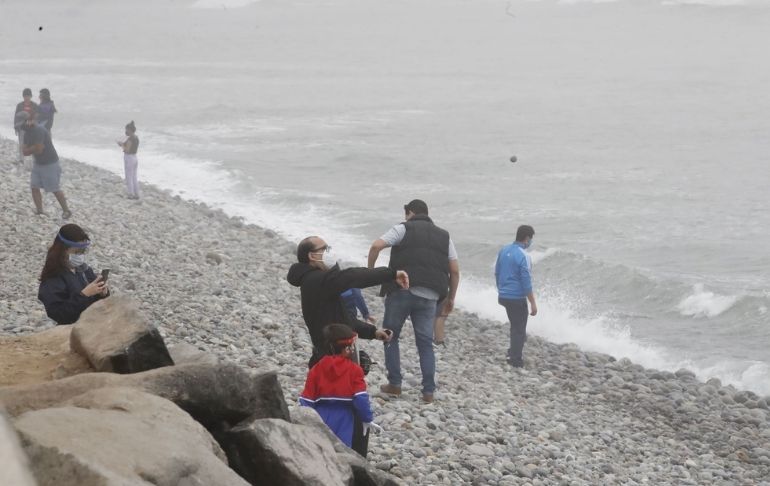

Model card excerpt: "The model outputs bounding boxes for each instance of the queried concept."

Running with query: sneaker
[62,210,72,220]
[421,393,434,404]
[379,383,402,396]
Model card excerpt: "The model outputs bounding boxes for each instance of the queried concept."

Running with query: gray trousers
[499,297,529,366]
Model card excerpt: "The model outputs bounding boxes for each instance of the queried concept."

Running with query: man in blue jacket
[495,225,538,368]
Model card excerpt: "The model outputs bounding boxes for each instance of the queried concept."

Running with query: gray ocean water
[1,0,768,393]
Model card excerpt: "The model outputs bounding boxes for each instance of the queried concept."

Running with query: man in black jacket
[286,235,408,366]
[287,235,408,458]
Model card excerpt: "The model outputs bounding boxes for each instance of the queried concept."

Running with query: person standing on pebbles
[117,120,140,199]
[38,224,109,325]
[287,235,407,457]
[495,225,538,368]
[36,88,57,134]
[19,111,72,219]
[300,324,378,454]
[287,236,407,367]
[368,199,460,404]
[13,88,38,164]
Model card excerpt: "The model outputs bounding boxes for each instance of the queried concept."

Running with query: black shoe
[506,357,523,368]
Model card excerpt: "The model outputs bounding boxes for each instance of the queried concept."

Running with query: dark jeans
[499,297,529,366]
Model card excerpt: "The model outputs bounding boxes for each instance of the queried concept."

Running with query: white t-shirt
[379,223,457,300]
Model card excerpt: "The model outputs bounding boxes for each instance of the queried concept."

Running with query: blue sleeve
[494,250,501,283]
[352,392,373,423]
[519,255,532,294]
[351,289,370,318]
[38,277,95,325]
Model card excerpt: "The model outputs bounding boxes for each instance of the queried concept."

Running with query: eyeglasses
[311,245,331,253]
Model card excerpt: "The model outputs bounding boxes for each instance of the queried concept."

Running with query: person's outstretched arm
[367,239,389,268]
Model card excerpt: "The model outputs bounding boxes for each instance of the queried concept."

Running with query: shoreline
[1,137,769,484]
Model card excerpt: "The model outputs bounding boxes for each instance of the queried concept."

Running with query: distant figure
[368,199,460,404]
[117,120,140,199]
[36,88,57,133]
[341,288,375,324]
[13,88,38,163]
[299,324,374,453]
[495,225,538,368]
[38,224,109,325]
[19,111,72,219]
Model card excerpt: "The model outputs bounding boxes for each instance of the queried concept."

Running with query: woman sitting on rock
[38,224,109,325]
[299,324,375,456]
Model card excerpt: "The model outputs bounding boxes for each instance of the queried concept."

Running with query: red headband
[336,334,358,347]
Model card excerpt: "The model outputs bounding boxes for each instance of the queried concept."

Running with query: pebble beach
[1,136,769,486]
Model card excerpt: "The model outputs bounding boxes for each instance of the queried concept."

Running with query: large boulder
[0,408,36,486]
[291,407,406,486]
[14,387,249,486]
[0,362,290,429]
[224,417,354,486]
[0,325,92,387]
[70,296,173,373]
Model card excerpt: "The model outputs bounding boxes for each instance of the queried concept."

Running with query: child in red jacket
[300,324,373,453]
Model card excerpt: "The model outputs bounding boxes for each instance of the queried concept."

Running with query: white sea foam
[677,283,738,318]
[458,277,769,395]
[529,247,559,265]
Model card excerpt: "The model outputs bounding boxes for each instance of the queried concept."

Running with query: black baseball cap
[403,199,428,215]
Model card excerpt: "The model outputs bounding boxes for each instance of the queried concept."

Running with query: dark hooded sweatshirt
[286,263,397,359]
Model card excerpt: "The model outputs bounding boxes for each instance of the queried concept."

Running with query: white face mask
[69,253,86,267]
[311,248,338,269]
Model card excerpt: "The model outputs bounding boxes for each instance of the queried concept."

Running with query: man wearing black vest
[368,199,460,403]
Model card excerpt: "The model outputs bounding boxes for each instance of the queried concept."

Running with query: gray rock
[224,417,353,486]
[0,362,290,433]
[15,387,249,486]
[0,408,36,486]
[70,296,174,373]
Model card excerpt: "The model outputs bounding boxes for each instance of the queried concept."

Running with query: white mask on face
[322,250,338,269]
[69,253,86,267]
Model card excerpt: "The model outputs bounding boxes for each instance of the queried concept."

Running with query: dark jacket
[381,215,450,299]
[38,266,104,325]
[286,263,396,353]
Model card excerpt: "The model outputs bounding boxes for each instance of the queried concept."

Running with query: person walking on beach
[36,88,57,134]
[38,224,109,325]
[117,120,140,199]
[287,235,406,457]
[13,88,38,164]
[368,199,460,404]
[19,111,72,219]
[495,225,538,368]
[300,324,376,454]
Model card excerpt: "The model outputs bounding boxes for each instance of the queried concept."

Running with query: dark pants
[499,297,528,366]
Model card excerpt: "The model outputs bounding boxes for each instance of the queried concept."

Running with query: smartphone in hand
[101,269,110,281]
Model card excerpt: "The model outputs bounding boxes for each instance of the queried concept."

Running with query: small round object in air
[510,155,518,163]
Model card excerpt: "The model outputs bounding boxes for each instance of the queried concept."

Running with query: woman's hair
[40,224,90,281]
[126,120,136,132]
[323,324,356,355]
[39,88,51,103]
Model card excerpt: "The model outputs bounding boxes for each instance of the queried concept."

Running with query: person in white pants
[117,120,140,199]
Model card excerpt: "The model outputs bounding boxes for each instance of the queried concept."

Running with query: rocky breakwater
[0,294,403,485]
